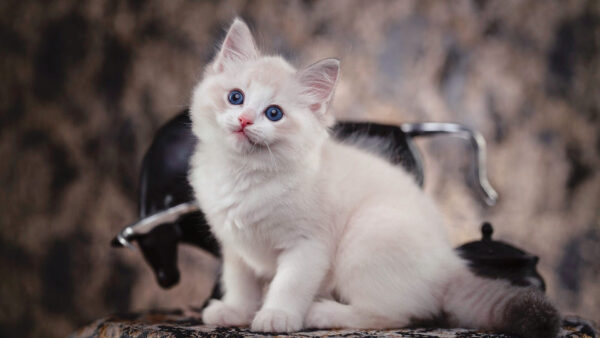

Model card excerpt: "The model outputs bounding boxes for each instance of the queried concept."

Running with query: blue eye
[264,105,284,121]
[228,90,244,105]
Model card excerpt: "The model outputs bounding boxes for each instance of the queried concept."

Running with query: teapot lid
[456,222,539,264]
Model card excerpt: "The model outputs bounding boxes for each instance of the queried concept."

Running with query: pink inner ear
[299,60,339,104]
[222,37,241,59]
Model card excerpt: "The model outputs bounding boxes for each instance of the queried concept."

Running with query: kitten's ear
[213,18,258,73]
[297,58,340,119]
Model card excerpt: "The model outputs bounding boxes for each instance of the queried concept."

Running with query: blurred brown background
[1,1,599,337]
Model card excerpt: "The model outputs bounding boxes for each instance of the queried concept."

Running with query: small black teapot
[456,222,546,291]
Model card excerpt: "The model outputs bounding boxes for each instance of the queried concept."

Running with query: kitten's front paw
[202,299,252,327]
[251,308,303,332]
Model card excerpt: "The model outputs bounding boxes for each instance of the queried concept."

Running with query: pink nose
[238,116,253,129]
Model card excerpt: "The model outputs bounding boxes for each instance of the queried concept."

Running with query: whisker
[264,142,279,171]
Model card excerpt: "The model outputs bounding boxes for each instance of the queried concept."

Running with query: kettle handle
[401,122,499,206]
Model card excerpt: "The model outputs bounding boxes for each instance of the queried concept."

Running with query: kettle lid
[456,222,539,265]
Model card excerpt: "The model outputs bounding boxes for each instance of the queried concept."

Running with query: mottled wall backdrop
[1,1,598,337]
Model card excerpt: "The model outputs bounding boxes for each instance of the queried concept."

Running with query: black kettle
[111,109,545,295]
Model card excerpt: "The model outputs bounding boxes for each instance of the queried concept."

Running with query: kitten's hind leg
[305,300,356,329]
[323,203,450,329]
[305,300,401,329]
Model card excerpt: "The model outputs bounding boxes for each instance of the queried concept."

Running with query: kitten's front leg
[251,240,329,332]
[202,248,261,327]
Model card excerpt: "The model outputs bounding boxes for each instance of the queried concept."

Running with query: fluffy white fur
[188,19,559,336]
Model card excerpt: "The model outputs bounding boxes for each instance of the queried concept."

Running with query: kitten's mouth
[233,129,263,148]
[234,129,250,140]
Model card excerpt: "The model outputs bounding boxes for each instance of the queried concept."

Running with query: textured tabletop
[72,309,597,338]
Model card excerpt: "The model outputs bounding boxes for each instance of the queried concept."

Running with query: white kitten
[188,18,559,338]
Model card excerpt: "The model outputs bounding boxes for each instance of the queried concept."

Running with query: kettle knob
[482,222,493,241]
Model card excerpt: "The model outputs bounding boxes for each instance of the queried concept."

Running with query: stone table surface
[72,309,598,338]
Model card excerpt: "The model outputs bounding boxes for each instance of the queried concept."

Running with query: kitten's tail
[443,268,561,338]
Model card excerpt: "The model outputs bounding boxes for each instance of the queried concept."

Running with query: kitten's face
[191,19,339,162]
[196,57,311,153]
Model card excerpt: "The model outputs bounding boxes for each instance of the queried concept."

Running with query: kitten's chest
[190,152,310,275]
[195,167,265,223]
[191,163,288,275]
[191,156,294,236]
